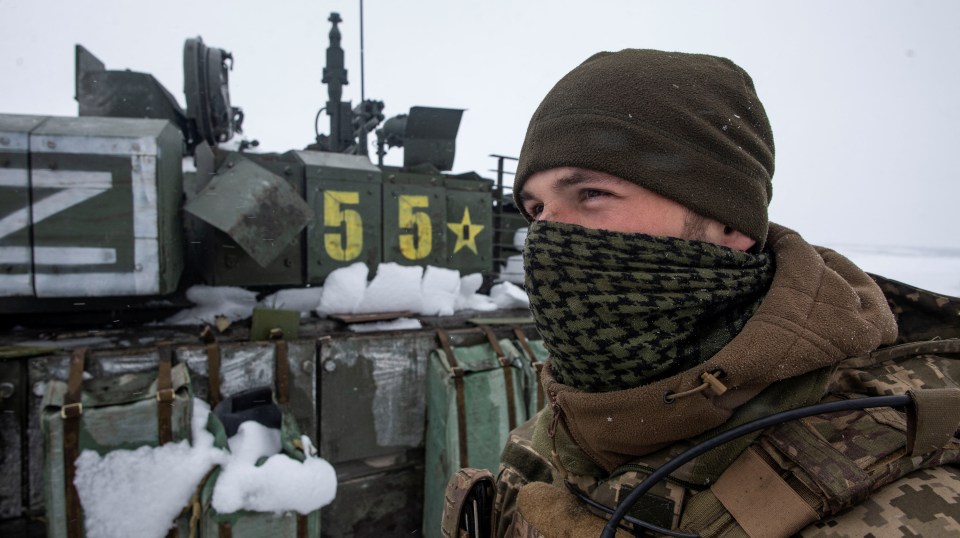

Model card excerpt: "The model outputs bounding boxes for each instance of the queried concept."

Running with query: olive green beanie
[514,49,775,248]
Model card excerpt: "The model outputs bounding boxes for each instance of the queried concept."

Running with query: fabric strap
[217,515,307,536]
[274,340,290,405]
[711,447,818,537]
[481,326,517,431]
[63,347,87,538]
[157,344,175,445]
[62,346,182,537]
[513,326,545,411]
[206,342,222,408]
[907,388,960,457]
[438,330,469,467]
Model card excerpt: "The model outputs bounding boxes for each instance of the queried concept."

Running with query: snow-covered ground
[828,244,960,297]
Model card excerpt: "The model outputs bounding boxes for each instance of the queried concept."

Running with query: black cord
[600,394,912,538]
[565,481,697,538]
[314,106,327,139]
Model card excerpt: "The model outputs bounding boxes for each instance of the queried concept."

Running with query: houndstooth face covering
[523,221,774,393]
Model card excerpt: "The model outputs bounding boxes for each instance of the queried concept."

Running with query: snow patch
[347,317,423,333]
[165,286,258,325]
[74,399,337,538]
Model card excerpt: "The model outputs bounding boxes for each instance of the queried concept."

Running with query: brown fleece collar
[543,223,898,472]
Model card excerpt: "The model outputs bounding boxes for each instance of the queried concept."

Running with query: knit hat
[514,49,775,248]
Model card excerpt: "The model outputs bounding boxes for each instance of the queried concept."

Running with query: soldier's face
[519,167,696,239]
[520,167,757,251]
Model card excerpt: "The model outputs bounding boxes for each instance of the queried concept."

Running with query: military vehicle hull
[0,311,543,537]
[0,11,534,538]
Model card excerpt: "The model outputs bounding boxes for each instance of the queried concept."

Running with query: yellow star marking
[447,207,485,255]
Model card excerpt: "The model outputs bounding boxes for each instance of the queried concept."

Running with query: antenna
[360,0,366,103]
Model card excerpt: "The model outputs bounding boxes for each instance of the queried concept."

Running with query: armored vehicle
[0,12,540,537]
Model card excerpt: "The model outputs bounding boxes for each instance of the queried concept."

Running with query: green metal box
[0,356,26,519]
[443,176,494,275]
[295,151,383,283]
[318,332,435,464]
[382,168,447,268]
[318,330,437,536]
[422,333,535,537]
[185,151,312,287]
[40,353,193,538]
[178,340,318,442]
[25,115,183,297]
[321,459,424,536]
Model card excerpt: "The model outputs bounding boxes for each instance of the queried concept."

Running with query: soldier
[446,49,960,537]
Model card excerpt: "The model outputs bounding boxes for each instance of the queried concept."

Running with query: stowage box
[0,114,183,298]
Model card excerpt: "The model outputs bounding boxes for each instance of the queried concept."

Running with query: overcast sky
[2,0,958,249]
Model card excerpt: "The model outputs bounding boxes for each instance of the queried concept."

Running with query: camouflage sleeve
[871,273,960,343]
[494,463,528,538]
[799,465,960,537]
[494,416,557,538]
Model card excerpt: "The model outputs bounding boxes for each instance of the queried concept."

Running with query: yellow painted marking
[323,191,363,261]
[399,194,432,260]
[447,207,485,255]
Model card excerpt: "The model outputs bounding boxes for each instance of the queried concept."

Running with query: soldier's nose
[538,206,577,226]
[537,205,561,223]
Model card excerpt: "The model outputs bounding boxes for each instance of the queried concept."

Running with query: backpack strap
[441,468,495,538]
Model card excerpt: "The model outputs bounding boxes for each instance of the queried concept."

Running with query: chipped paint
[368,347,425,447]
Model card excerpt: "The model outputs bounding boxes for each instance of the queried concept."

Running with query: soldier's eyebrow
[519,171,621,202]
[552,170,620,191]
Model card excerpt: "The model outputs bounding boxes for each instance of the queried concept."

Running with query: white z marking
[0,170,112,241]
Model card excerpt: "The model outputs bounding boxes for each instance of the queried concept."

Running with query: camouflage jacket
[493,274,960,537]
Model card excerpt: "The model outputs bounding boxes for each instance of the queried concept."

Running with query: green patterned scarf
[524,221,774,393]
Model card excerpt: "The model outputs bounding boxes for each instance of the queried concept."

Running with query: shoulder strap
[440,468,495,538]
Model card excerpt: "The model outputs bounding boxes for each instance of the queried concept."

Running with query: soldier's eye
[582,189,610,200]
